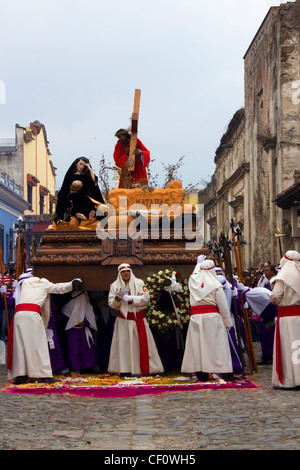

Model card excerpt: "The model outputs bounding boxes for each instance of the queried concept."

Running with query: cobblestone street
[0,343,299,452]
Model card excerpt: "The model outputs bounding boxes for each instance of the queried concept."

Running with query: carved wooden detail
[101,236,144,265]
[31,230,199,289]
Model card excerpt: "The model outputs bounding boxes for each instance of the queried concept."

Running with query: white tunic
[269,281,300,388]
[181,287,233,374]
[8,277,73,381]
[108,279,164,375]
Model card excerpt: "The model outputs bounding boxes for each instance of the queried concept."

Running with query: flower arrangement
[144,268,191,334]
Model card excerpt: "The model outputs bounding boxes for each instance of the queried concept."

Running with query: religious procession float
[2,90,257,382]
[27,90,255,375]
[31,89,201,293]
[31,179,200,288]
[28,91,206,370]
[30,181,202,369]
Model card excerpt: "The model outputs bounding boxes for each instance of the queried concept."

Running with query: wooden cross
[128,89,141,171]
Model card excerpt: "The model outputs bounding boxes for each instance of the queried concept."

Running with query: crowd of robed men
[1,248,299,391]
[1,131,300,390]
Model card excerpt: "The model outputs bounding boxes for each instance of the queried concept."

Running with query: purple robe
[231,290,247,354]
[249,283,277,357]
[67,319,98,371]
[47,307,69,373]
[227,326,243,374]
[259,303,277,356]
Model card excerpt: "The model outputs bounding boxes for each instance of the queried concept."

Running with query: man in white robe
[108,263,164,376]
[181,259,233,381]
[269,250,300,389]
[7,274,82,384]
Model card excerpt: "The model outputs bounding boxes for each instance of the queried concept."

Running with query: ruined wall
[244,7,279,265]
[244,2,300,265]
[200,2,300,267]
[277,2,300,251]
[214,110,247,236]
[200,109,250,265]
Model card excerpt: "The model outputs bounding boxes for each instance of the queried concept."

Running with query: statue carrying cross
[113,89,150,188]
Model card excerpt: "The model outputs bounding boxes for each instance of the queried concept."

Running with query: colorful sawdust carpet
[1,373,259,398]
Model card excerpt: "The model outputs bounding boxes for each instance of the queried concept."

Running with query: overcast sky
[0,0,291,192]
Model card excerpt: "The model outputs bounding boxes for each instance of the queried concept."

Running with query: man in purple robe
[61,291,98,373]
[47,301,70,375]
[237,284,277,365]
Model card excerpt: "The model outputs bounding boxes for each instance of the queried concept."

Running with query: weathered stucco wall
[200,2,300,267]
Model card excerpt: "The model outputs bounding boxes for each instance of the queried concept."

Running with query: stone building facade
[0,121,56,217]
[200,1,300,267]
